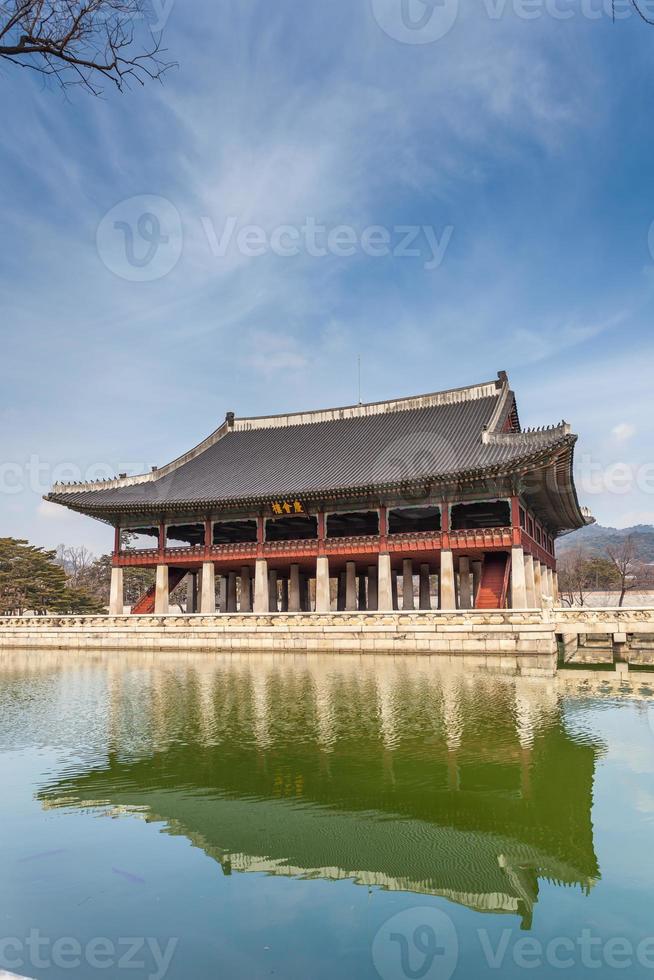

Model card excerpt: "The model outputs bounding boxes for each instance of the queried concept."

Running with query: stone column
[288,563,301,612]
[458,557,472,609]
[367,564,378,610]
[200,561,215,613]
[345,561,357,611]
[253,558,269,613]
[337,572,346,611]
[218,575,228,613]
[549,568,557,603]
[552,570,559,603]
[419,564,431,610]
[109,566,123,615]
[439,550,457,610]
[377,553,393,611]
[240,566,252,612]
[533,560,543,608]
[524,554,536,608]
[402,559,415,610]
[154,564,169,614]
[300,573,310,612]
[358,573,367,611]
[472,561,482,608]
[280,577,289,612]
[227,571,237,612]
[510,546,528,608]
[268,569,279,612]
[315,556,331,612]
[543,564,552,601]
[185,572,197,614]
[391,570,399,610]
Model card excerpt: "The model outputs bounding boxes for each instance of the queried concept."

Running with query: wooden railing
[115,526,515,565]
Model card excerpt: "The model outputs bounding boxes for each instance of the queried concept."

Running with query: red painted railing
[115,527,515,566]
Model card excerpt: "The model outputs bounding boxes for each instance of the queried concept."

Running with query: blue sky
[1,0,654,554]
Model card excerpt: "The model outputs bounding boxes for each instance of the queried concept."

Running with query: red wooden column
[510,496,521,547]
[317,511,326,555]
[113,525,121,560]
[256,515,265,558]
[379,505,388,550]
[204,518,212,558]
[158,521,166,559]
[440,501,450,549]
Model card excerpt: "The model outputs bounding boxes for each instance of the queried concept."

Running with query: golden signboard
[270,500,306,516]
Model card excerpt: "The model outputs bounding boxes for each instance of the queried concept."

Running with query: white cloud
[612,422,636,443]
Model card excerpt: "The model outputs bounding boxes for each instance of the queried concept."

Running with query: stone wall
[0,610,557,676]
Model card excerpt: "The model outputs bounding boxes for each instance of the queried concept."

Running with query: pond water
[1,652,654,980]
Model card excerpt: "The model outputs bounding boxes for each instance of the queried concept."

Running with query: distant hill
[556,524,654,561]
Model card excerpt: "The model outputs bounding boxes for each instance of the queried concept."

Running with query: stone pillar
[524,554,536,608]
[345,561,357,611]
[200,561,215,613]
[280,577,289,612]
[227,571,238,612]
[402,559,415,610]
[268,569,278,612]
[337,572,346,611]
[391,570,399,610]
[358,573,367,611]
[367,564,378,610]
[315,556,331,612]
[472,561,482,608]
[240,566,252,612]
[439,550,456,610]
[301,573,310,611]
[533,560,543,608]
[378,553,393,611]
[541,563,550,601]
[109,566,123,615]
[550,568,558,603]
[185,572,197,613]
[253,558,269,613]
[458,557,472,609]
[288,563,301,612]
[154,564,169,614]
[511,546,528,608]
[218,575,228,613]
[419,563,431,610]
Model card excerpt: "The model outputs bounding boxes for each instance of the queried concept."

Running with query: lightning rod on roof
[357,354,362,405]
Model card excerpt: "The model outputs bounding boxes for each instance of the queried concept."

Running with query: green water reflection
[3,653,654,980]
[35,657,600,928]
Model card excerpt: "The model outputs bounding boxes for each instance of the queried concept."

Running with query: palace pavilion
[47,371,591,614]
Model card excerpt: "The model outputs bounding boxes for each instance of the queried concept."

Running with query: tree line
[0,537,155,615]
[557,535,654,607]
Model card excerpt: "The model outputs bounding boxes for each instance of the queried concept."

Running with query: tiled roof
[47,374,579,519]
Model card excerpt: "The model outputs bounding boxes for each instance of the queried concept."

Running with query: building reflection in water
[33,654,602,929]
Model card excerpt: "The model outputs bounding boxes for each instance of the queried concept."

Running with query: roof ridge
[234,374,506,432]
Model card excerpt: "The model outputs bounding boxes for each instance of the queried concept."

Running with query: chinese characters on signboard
[270,500,306,516]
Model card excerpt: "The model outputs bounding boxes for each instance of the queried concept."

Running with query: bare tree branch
[0,0,175,94]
